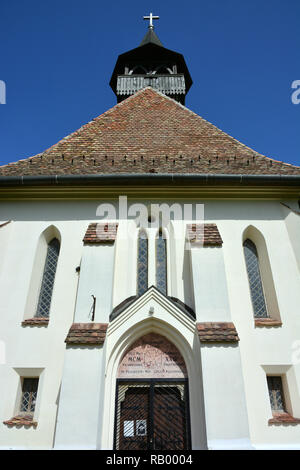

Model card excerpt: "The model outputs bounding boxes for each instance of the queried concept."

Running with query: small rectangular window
[19,378,39,416]
[267,376,286,413]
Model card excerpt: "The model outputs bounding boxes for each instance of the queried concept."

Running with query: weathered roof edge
[0,173,300,187]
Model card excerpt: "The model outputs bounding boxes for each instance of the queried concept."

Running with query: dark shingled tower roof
[109,27,193,104]
[139,26,163,47]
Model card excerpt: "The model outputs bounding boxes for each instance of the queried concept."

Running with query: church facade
[0,21,300,450]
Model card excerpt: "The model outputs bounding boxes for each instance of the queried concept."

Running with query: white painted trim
[100,290,207,449]
[107,287,195,335]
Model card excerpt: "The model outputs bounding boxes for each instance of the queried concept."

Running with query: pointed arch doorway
[113,333,191,450]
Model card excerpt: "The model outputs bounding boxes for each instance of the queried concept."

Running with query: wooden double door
[114,379,191,450]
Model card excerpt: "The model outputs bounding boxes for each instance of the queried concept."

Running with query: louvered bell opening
[116,75,186,96]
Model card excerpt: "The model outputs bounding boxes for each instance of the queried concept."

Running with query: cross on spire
[143,12,159,28]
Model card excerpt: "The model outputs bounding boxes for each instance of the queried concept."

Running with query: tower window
[156,230,167,295]
[20,378,39,416]
[267,376,286,413]
[35,237,60,318]
[243,239,268,318]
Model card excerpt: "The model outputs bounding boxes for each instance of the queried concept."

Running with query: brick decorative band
[83,223,118,244]
[197,322,239,343]
[186,224,223,246]
[255,318,282,327]
[65,323,108,345]
[3,416,37,428]
[269,413,300,425]
[22,318,49,326]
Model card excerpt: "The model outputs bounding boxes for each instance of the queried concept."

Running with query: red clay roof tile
[65,323,108,345]
[83,223,118,244]
[187,223,223,246]
[196,322,239,343]
[1,88,299,177]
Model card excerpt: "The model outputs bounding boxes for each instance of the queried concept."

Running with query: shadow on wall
[0,200,288,222]
[182,248,195,312]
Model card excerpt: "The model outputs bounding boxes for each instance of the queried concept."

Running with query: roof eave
[1,173,300,187]
[1,174,299,200]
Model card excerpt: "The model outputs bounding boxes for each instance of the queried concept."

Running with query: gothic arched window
[156,230,167,295]
[35,237,60,318]
[137,231,148,296]
[243,238,268,318]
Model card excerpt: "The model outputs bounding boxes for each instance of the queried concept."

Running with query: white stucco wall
[0,217,86,448]
[281,204,300,274]
[219,202,300,448]
[191,247,231,322]
[75,244,115,323]
[54,346,105,449]
[0,198,300,449]
[201,344,252,449]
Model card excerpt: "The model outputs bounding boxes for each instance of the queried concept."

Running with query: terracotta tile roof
[0,88,299,177]
[65,323,108,345]
[3,415,38,427]
[196,322,239,343]
[22,317,49,326]
[254,318,282,327]
[187,223,223,246]
[268,412,300,425]
[83,223,118,244]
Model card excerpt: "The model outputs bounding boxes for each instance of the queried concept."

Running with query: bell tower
[109,13,192,105]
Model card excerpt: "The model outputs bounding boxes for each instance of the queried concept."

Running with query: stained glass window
[20,378,39,415]
[35,238,60,318]
[156,231,167,295]
[267,376,286,412]
[137,231,148,296]
[243,239,268,318]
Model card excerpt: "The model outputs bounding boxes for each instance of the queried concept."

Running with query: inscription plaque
[118,333,187,378]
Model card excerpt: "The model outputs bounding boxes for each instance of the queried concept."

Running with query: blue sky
[0,0,299,167]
